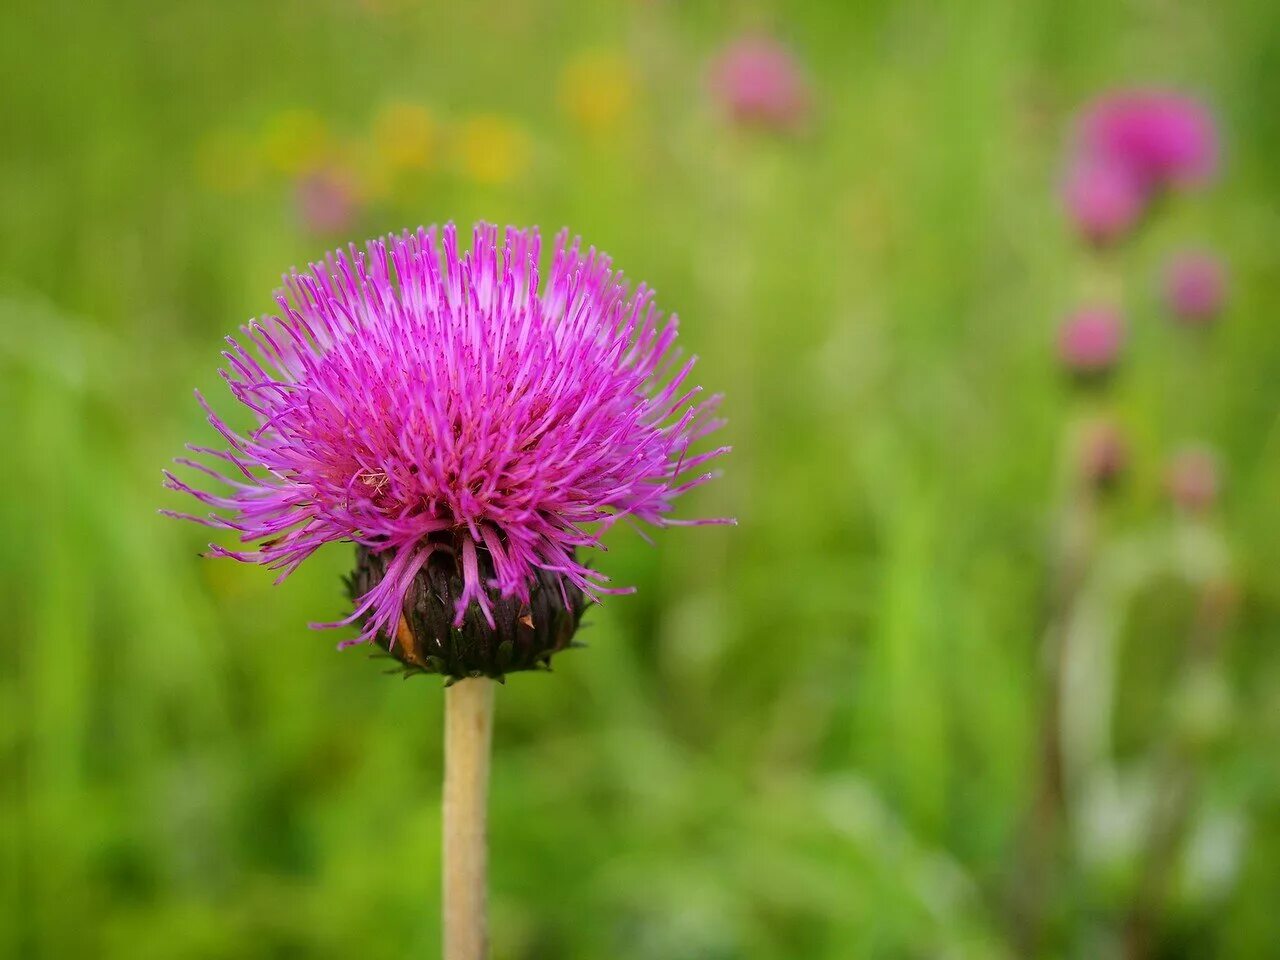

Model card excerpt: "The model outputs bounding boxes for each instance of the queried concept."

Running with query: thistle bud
[1078,418,1128,491]
[1167,446,1220,514]
[294,167,361,236]
[1163,251,1227,325]
[708,35,812,135]
[1058,305,1125,383]
[349,543,589,681]
[1062,159,1145,246]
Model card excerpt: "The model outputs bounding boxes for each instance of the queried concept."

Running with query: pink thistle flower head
[1078,418,1128,491]
[1062,158,1146,246]
[1078,90,1219,191]
[164,223,730,678]
[708,35,811,133]
[1057,305,1125,379]
[1166,446,1220,513]
[1163,250,1228,325]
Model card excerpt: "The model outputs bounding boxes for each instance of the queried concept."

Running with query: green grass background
[3,1,1280,957]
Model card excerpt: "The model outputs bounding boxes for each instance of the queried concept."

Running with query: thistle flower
[1057,305,1125,380]
[1060,91,1219,242]
[708,35,811,134]
[1077,91,1219,191]
[1163,250,1227,325]
[164,223,729,677]
[1062,158,1145,246]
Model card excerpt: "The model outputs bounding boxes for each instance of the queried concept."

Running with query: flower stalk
[443,677,496,960]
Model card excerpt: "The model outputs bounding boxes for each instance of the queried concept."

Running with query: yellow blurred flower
[372,101,436,171]
[194,129,262,194]
[260,109,331,175]
[558,49,635,136]
[455,115,532,186]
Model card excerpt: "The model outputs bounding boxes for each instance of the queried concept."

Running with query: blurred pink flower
[1062,158,1146,245]
[1057,305,1124,377]
[1163,250,1227,324]
[708,36,811,133]
[295,168,360,235]
[1166,446,1220,513]
[1079,91,1219,190]
[1060,91,1219,243]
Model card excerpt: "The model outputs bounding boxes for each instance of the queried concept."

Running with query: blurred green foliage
[3,1,1280,957]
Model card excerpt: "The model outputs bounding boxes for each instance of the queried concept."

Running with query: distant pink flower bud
[1166,446,1220,513]
[708,36,811,133]
[1057,306,1125,378]
[1078,91,1219,191]
[1079,419,1128,489]
[1163,251,1227,324]
[1062,158,1147,245]
[295,168,360,236]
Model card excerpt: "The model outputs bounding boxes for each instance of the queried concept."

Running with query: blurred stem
[444,677,495,960]
[1012,243,1127,953]
[1121,757,1195,960]
[1011,417,1100,955]
[1122,574,1235,960]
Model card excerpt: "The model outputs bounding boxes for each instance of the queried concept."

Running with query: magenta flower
[1060,90,1219,243]
[1057,305,1125,377]
[1062,158,1145,246]
[164,223,729,672]
[1163,250,1227,324]
[1079,91,1218,191]
[708,35,811,133]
